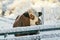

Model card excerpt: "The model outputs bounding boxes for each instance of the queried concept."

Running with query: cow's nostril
[35,21,39,25]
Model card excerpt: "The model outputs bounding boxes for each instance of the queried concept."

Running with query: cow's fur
[13,12,30,27]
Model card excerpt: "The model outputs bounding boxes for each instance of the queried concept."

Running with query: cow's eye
[29,14,35,20]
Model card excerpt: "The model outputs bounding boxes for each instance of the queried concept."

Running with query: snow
[41,30,60,40]
[43,5,60,25]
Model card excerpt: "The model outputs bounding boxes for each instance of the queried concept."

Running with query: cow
[13,9,42,37]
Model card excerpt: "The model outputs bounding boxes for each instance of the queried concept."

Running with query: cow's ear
[38,12,42,16]
[23,12,30,18]
[16,16,19,20]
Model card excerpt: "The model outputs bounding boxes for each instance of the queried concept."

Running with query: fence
[0,25,60,40]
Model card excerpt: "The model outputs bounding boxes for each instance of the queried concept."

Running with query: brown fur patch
[13,14,30,27]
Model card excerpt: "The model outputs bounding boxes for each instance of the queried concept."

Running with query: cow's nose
[35,21,40,25]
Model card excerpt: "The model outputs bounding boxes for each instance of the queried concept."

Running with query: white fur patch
[29,9,39,25]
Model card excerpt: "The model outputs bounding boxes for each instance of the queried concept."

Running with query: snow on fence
[0,25,60,34]
[40,30,60,40]
[0,25,60,40]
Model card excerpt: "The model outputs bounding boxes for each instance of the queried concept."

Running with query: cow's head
[28,9,42,25]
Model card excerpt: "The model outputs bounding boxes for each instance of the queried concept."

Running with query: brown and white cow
[13,9,42,36]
